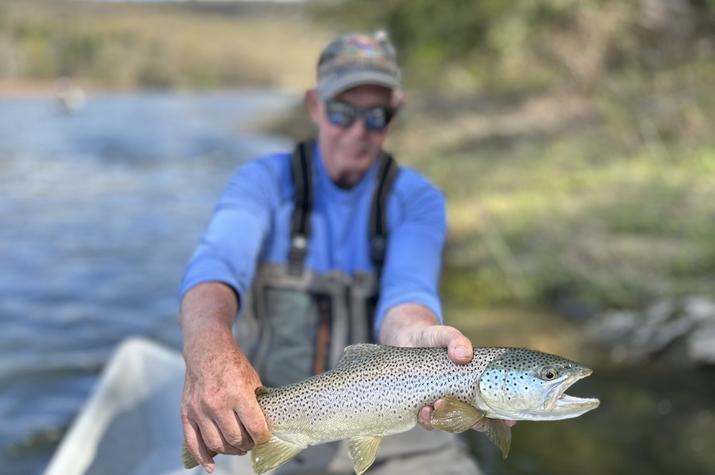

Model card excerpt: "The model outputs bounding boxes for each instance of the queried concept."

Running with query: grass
[0,0,333,91]
[382,59,715,316]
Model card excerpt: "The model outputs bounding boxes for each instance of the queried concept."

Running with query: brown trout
[182,344,599,474]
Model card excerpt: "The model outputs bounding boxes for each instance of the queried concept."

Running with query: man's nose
[346,115,368,136]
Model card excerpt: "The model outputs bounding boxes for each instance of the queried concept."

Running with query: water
[469,365,715,475]
[0,90,294,475]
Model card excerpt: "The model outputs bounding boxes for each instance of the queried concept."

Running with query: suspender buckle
[288,234,308,275]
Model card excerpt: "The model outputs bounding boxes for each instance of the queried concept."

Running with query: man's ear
[305,89,321,125]
[391,89,406,109]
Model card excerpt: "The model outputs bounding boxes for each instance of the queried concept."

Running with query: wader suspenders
[288,140,314,276]
[368,152,399,274]
[289,140,399,274]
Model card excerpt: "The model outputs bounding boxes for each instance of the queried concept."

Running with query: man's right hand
[179,283,271,473]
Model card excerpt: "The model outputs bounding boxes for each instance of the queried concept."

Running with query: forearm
[180,282,270,468]
[180,282,240,363]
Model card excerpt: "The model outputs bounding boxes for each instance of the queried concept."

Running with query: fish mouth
[547,367,600,419]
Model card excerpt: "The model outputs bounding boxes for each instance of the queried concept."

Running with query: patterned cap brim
[317,70,401,100]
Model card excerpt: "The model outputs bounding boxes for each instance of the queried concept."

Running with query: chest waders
[235,139,399,387]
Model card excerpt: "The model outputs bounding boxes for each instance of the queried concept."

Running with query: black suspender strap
[288,140,314,275]
[369,152,399,272]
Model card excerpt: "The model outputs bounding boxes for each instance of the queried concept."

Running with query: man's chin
[333,170,363,188]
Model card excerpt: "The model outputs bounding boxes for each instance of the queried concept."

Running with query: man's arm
[180,282,270,473]
[178,158,278,471]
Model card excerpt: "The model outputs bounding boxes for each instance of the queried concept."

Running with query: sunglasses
[325,100,396,131]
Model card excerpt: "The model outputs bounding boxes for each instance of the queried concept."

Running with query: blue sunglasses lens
[326,101,356,127]
[325,101,394,131]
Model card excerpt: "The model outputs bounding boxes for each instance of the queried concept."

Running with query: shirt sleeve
[179,158,277,307]
[373,174,447,334]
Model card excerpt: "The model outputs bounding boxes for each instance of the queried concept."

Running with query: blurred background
[0,0,713,474]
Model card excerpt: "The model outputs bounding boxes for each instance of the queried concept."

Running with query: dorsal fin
[334,344,390,370]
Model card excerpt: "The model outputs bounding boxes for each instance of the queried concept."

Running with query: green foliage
[318,0,714,94]
[433,130,715,310]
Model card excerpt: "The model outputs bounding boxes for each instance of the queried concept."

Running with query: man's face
[308,85,395,188]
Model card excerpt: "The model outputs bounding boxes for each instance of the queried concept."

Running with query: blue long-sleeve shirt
[180,143,447,334]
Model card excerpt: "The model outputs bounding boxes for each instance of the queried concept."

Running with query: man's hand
[379,304,516,433]
[180,283,271,473]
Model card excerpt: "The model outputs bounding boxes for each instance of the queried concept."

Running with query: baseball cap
[316,31,402,100]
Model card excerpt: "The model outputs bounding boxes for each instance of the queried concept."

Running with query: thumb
[420,325,473,364]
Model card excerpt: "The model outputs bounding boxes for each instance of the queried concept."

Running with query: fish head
[476,348,600,421]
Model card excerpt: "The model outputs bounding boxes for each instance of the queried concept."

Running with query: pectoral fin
[251,435,305,474]
[430,397,486,433]
[348,435,383,475]
[481,418,512,459]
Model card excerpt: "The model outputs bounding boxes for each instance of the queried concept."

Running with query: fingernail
[455,346,470,359]
[205,463,215,473]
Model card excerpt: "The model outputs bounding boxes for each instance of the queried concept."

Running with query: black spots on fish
[484,348,586,384]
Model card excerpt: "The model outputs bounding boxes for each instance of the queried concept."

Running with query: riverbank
[0,0,332,92]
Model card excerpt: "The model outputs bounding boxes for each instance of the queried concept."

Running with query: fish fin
[251,435,305,474]
[347,435,383,475]
[430,397,486,433]
[481,418,512,459]
[181,444,217,469]
[335,344,389,369]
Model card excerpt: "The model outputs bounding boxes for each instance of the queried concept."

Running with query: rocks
[586,296,715,366]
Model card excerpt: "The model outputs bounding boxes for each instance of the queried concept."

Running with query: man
[180,32,509,474]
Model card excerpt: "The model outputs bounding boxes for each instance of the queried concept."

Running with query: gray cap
[316,31,402,100]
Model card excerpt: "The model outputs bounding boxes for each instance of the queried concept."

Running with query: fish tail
[181,444,217,469]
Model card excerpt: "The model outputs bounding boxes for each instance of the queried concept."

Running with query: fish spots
[257,345,592,444]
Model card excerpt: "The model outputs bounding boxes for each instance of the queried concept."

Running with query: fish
[182,344,599,474]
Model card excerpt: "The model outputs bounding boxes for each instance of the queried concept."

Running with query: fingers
[197,417,234,457]
[447,332,473,364]
[418,325,473,364]
[417,406,434,430]
[213,410,253,453]
[181,416,215,473]
[234,395,271,446]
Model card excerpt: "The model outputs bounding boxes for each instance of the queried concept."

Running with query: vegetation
[315,0,715,317]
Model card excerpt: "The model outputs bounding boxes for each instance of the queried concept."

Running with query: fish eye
[540,366,559,380]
